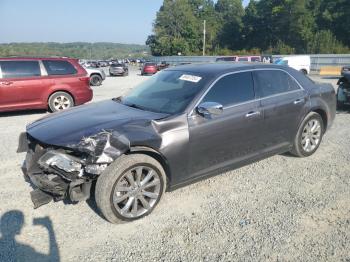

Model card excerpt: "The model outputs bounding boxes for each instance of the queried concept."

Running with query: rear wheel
[95,154,166,224]
[300,69,308,75]
[90,74,102,86]
[48,91,74,112]
[290,112,324,157]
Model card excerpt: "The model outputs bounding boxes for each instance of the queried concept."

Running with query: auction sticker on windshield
[179,74,202,83]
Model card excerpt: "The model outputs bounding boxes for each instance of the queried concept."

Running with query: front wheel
[95,154,166,224]
[290,112,324,157]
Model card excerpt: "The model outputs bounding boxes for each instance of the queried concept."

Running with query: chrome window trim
[188,68,304,117]
[39,60,48,76]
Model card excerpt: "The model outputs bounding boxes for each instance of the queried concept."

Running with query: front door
[188,71,264,178]
[0,60,44,111]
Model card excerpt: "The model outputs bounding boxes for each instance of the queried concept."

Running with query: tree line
[146,0,350,56]
[0,42,149,59]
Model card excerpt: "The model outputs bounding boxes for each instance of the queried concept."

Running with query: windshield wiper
[112,97,122,103]
[126,103,145,110]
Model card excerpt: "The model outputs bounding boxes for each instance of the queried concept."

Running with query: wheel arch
[307,107,328,133]
[90,72,102,78]
[47,89,75,105]
[128,146,172,187]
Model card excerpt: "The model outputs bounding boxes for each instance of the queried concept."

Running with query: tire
[336,88,346,110]
[290,112,324,157]
[48,91,74,112]
[300,69,308,75]
[90,74,102,86]
[124,71,129,76]
[95,154,166,224]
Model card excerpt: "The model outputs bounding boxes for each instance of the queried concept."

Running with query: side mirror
[197,102,223,117]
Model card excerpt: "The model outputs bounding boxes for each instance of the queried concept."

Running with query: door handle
[245,111,261,118]
[0,81,13,86]
[294,99,304,105]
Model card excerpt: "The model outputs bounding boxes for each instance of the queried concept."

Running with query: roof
[0,56,75,60]
[166,62,286,77]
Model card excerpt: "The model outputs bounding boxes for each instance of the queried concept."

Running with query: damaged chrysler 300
[18,63,336,223]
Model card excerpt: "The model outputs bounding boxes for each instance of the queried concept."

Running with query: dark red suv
[0,57,93,113]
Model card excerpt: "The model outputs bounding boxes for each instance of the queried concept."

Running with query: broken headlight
[38,150,83,177]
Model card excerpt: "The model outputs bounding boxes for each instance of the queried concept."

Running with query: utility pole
[202,20,206,56]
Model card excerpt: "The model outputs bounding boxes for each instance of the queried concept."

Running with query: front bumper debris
[30,189,53,209]
[20,135,92,208]
[19,130,129,208]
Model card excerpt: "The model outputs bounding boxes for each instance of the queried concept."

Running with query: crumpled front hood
[27,100,168,146]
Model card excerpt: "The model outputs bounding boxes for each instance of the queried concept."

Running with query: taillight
[79,76,90,84]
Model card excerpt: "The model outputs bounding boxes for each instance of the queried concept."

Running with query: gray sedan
[19,63,336,223]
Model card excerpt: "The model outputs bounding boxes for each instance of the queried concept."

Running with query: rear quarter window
[0,61,41,79]
[42,60,77,75]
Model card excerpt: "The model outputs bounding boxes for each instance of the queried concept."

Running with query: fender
[129,146,172,185]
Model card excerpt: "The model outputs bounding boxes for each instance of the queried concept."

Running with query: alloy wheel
[301,119,322,153]
[53,95,71,111]
[112,166,161,219]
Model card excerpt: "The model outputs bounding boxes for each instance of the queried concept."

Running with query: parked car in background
[157,61,170,71]
[141,62,158,75]
[85,61,100,68]
[98,61,109,67]
[0,57,92,113]
[237,56,261,62]
[19,63,336,223]
[341,66,350,77]
[337,73,350,108]
[274,56,311,75]
[216,56,238,62]
[84,67,106,86]
[110,63,129,76]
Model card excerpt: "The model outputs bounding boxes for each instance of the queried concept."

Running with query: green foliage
[148,0,350,55]
[307,30,349,54]
[147,0,200,55]
[0,42,149,59]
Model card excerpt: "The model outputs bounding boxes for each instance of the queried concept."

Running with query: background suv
[0,57,92,113]
[84,66,106,86]
[109,63,129,76]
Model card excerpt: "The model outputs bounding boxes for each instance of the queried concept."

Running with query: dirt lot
[0,68,349,261]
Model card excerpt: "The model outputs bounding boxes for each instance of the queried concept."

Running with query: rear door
[0,60,45,111]
[188,71,264,178]
[41,59,79,89]
[253,69,308,150]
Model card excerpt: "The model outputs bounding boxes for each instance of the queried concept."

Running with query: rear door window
[254,70,301,98]
[0,61,41,79]
[42,60,77,75]
[202,72,255,107]
[238,57,249,62]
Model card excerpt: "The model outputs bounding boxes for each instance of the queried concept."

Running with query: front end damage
[18,130,130,208]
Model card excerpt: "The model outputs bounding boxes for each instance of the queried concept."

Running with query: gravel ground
[0,68,349,261]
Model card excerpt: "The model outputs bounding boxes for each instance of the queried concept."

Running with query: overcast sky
[0,0,250,45]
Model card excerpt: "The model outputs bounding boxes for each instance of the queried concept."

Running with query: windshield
[275,59,288,65]
[121,70,206,114]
